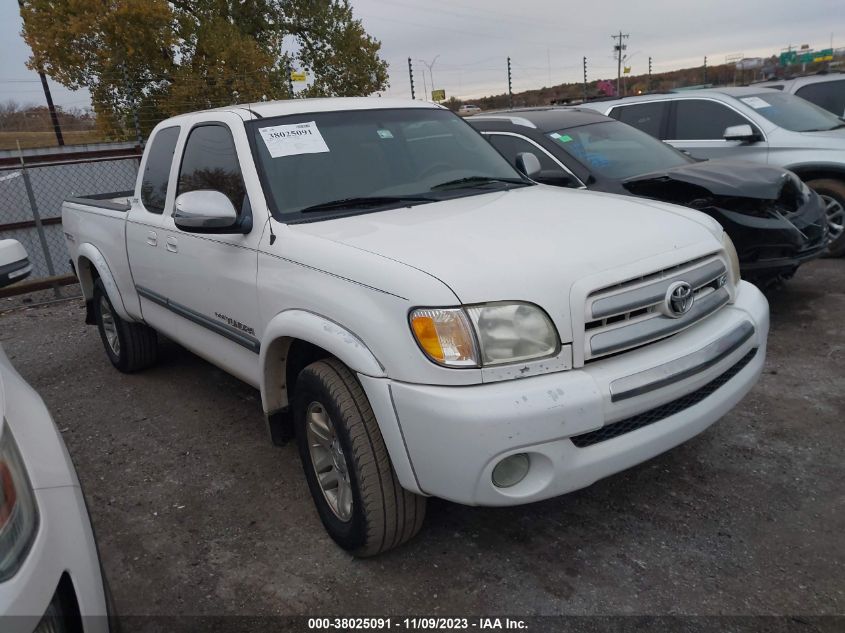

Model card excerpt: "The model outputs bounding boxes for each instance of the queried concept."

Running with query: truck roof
[166,97,442,121]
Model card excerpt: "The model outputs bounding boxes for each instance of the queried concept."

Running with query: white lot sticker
[740,96,771,110]
[258,121,330,158]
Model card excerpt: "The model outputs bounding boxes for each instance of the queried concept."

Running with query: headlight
[721,232,741,286]
[465,302,558,365]
[0,424,39,581]
[410,302,559,367]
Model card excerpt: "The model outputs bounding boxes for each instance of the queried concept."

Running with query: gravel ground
[0,260,843,621]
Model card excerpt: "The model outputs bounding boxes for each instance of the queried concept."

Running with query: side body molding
[259,309,386,415]
[75,243,132,322]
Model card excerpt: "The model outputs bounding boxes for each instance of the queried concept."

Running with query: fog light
[492,453,530,488]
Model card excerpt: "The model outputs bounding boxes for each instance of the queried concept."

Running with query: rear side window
[140,126,179,214]
[177,124,248,213]
[672,100,751,140]
[795,80,845,117]
[610,102,667,138]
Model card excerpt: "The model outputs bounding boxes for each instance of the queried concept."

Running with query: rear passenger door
[127,125,181,329]
[664,98,768,163]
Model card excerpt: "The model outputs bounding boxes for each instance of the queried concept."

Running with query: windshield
[248,107,528,220]
[737,92,845,132]
[548,120,691,180]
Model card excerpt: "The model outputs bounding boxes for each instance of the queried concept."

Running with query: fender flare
[259,309,385,415]
[75,243,132,321]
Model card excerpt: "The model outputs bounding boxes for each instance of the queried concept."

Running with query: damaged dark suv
[469,107,829,285]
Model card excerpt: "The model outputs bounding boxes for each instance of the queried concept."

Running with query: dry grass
[0,130,111,151]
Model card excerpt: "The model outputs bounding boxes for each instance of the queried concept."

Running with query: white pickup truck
[62,97,769,556]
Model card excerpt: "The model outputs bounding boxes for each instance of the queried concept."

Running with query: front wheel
[93,279,158,372]
[806,178,845,257]
[294,358,426,556]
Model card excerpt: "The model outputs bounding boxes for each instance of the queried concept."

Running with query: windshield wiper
[299,195,436,213]
[802,123,845,132]
[429,176,528,191]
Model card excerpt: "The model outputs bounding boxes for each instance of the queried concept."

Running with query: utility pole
[611,31,629,97]
[507,57,513,108]
[582,57,588,101]
[648,56,652,91]
[408,57,415,100]
[703,56,708,84]
[18,0,63,146]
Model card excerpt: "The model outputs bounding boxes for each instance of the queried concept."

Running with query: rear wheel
[93,279,158,372]
[294,358,426,556]
[806,178,845,256]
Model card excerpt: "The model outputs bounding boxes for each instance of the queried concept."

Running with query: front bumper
[718,191,829,278]
[361,281,768,506]
[0,485,109,633]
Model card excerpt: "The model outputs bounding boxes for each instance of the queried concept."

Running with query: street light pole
[417,55,440,99]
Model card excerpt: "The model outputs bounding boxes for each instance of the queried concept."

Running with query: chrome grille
[584,256,729,361]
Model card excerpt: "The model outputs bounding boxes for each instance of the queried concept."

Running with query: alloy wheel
[821,194,845,244]
[99,296,120,356]
[305,401,353,522]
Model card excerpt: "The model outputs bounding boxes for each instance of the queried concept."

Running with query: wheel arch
[75,244,132,322]
[259,310,386,417]
[785,163,845,183]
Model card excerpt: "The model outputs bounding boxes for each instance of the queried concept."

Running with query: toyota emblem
[664,281,694,318]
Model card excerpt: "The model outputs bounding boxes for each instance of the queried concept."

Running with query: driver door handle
[146,231,157,246]
[166,236,178,253]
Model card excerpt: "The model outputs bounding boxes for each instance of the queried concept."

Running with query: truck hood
[624,160,797,200]
[291,185,721,304]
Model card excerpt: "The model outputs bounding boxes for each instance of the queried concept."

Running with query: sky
[1,0,843,109]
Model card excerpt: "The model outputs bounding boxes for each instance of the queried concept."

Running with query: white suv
[581,87,845,255]
[757,73,845,117]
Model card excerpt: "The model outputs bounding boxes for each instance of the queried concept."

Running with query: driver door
[157,115,264,386]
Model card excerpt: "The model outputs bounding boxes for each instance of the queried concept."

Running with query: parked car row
[576,86,845,256]
[469,107,830,285]
[58,97,769,562]
[8,85,843,628]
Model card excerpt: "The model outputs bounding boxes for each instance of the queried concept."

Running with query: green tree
[19,0,389,136]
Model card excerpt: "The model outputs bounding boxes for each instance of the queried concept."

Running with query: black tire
[293,358,426,556]
[93,278,158,373]
[806,178,845,257]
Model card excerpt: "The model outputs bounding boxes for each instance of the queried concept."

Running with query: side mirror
[174,190,238,231]
[0,239,31,289]
[514,152,542,179]
[534,170,577,188]
[723,124,759,143]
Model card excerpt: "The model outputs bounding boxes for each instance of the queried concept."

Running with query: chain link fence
[0,147,140,305]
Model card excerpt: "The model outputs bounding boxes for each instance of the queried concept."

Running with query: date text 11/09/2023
[307,617,529,630]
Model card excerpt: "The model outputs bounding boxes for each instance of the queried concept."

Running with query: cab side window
[671,100,755,140]
[610,102,667,138]
[177,124,248,214]
[140,126,180,214]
